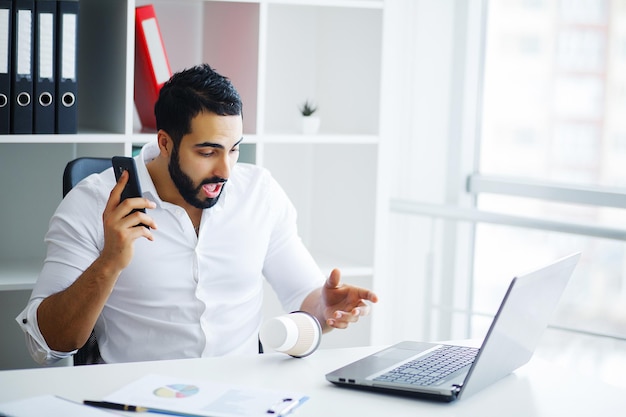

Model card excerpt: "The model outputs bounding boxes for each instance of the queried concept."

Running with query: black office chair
[62,157,111,197]
[62,157,111,365]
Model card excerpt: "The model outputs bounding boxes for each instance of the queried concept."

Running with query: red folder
[134,5,171,131]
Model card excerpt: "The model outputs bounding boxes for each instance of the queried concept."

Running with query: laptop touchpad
[373,348,422,360]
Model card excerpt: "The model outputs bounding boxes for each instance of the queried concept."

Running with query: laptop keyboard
[373,345,479,386]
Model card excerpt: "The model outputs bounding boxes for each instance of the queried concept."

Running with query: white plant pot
[301,116,320,134]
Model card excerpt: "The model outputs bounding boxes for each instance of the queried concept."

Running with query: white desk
[0,346,624,416]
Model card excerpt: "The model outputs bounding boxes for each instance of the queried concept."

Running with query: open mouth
[201,182,223,198]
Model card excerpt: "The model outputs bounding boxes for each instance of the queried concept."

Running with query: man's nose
[213,153,231,180]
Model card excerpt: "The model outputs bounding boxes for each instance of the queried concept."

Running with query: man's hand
[302,268,378,332]
[100,170,158,272]
[323,268,378,329]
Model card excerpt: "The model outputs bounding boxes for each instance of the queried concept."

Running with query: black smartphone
[111,156,148,226]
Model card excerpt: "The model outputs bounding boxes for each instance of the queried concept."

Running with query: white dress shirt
[17,141,324,364]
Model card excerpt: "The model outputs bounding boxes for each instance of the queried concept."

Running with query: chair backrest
[63,157,111,365]
[62,157,111,197]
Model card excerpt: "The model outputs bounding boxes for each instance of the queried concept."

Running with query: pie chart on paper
[153,384,200,398]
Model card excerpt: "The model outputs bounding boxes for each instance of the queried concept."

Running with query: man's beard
[168,147,226,209]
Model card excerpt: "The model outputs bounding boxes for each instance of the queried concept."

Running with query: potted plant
[299,100,320,134]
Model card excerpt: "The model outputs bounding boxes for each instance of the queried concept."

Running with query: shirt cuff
[15,298,77,366]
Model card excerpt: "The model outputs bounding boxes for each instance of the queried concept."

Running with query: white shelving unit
[0,0,385,357]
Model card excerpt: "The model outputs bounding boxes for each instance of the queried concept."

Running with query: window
[474,0,626,340]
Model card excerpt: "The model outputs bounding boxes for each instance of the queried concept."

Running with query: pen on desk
[84,401,148,412]
[83,400,204,417]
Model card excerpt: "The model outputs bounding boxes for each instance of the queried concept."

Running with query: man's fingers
[360,288,379,303]
[325,268,342,288]
[328,306,364,327]
[104,170,128,214]
[352,301,372,317]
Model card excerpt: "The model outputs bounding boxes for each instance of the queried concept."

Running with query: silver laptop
[326,252,580,402]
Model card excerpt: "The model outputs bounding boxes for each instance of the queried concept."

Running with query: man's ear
[157,130,173,157]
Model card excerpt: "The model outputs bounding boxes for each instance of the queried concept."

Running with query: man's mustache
[201,177,227,185]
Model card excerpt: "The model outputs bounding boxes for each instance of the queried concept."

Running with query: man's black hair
[154,64,243,146]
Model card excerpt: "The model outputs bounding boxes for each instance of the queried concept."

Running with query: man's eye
[231,148,240,153]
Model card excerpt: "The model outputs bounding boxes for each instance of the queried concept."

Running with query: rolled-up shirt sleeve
[14,173,109,366]
[16,297,77,365]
